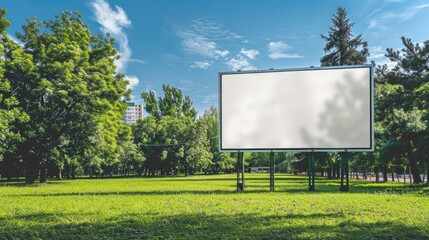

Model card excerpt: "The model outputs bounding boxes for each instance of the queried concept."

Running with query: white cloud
[91,0,132,72]
[368,46,386,59]
[176,18,246,69]
[202,94,218,103]
[398,3,429,21]
[269,53,304,59]
[240,48,259,60]
[268,41,303,59]
[226,56,255,71]
[191,61,211,69]
[225,48,259,71]
[178,31,229,59]
[368,2,429,30]
[125,75,139,90]
[269,41,290,52]
[368,20,378,29]
[129,58,146,64]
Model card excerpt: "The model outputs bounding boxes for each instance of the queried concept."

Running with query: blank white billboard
[219,65,373,151]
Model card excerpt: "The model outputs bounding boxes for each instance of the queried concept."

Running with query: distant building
[123,102,143,125]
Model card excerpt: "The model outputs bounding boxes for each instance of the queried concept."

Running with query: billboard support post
[340,152,349,192]
[270,150,275,191]
[308,152,315,191]
[236,151,245,191]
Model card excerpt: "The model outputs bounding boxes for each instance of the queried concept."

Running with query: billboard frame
[218,64,374,152]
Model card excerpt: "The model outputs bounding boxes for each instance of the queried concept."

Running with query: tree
[9,11,129,183]
[0,9,31,179]
[117,124,145,176]
[137,86,211,176]
[202,106,235,174]
[375,37,429,183]
[317,7,369,179]
[320,7,369,66]
[142,84,197,120]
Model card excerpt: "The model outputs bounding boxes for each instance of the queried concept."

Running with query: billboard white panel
[219,65,373,151]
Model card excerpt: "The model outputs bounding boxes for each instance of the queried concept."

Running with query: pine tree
[320,7,369,66]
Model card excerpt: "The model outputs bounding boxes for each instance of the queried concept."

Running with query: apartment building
[123,102,143,125]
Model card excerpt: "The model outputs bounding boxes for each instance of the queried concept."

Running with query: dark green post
[308,152,315,191]
[340,152,349,192]
[270,150,275,191]
[237,151,244,191]
[241,151,245,189]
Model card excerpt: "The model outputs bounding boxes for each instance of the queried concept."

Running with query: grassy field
[0,174,428,240]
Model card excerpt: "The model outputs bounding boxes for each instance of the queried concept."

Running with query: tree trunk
[426,164,429,184]
[391,167,395,182]
[336,163,340,179]
[375,167,379,182]
[408,141,422,183]
[57,168,62,179]
[39,166,47,183]
[24,154,39,184]
[383,166,388,182]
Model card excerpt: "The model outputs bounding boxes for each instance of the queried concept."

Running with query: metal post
[241,151,245,190]
[270,150,275,191]
[308,152,315,191]
[340,152,349,192]
[237,151,244,191]
[236,151,240,191]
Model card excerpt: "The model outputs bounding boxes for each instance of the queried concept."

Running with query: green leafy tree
[202,106,235,174]
[10,11,128,183]
[117,124,145,176]
[142,84,197,120]
[0,9,30,179]
[138,86,210,176]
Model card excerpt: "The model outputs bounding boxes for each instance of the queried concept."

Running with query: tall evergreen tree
[320,7,369,66]
[319,7,369,179]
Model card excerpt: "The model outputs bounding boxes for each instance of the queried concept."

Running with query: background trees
[0,6,428,184]
[135,86,234,176]
[374,38,429,183]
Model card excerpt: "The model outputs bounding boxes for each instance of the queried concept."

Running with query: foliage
[137,86,213,176]
[0,9,30,179]
[374,37,429,183]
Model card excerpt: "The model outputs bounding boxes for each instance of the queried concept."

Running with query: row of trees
[0,7,428,184]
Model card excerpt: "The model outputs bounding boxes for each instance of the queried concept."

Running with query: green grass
[1,174,428,240]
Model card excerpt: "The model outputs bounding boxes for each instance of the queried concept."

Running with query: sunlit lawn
[1,174,428,239]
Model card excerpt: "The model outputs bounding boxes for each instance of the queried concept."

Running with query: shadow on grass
[4,182,426,197]
[0,181,64,187]
[1,212,427,240]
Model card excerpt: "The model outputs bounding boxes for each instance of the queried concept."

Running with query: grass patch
[1,174,428,239]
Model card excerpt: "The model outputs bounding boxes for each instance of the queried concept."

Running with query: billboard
[219,65,373,152]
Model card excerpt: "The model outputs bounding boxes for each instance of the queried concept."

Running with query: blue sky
[2,0,429,114]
